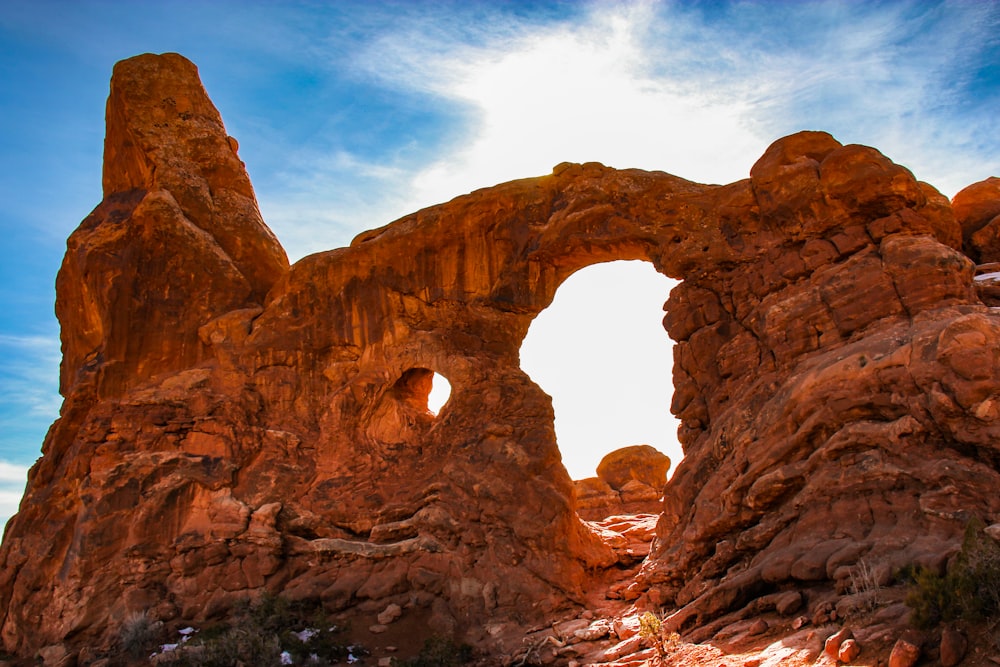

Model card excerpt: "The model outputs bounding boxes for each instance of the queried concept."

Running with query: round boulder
[596,445,670,491]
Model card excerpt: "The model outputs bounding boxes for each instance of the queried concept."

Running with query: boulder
[940,628,967,667]
[824,627,853,659]
[596,445,671,491]
[953,176,1000,260]
[838,638,861,662]
[889,638,920,667]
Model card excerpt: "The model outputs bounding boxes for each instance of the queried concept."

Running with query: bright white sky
[519,262,678,480]
[1,0,999,523]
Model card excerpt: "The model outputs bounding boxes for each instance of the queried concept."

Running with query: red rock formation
[56,53,287,403]
[953,176,1000,262]
[2,52,1000,664]
[575,445,669,519]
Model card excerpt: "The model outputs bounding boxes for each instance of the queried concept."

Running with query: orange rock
[575,445,669,519]
[888,638,920,667]
[953,176,1000,259]
[838,638,860,662]
[824,627,853,659]
[573,476,620,520]
[596,444,671,491]
[56,53,287,400]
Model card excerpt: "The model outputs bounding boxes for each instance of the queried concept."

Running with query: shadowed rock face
[2,52,1000,659]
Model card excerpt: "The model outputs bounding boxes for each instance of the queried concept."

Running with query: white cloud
[0,461,29,485]
[0,333,62,419]
[255,0,1000,477]
[256,147,417,260]
[345,0,998,209]
[357,2,766,212]
[410,10,761,205]
[0,333,59,352]
[0,332,58,525]
[721,1,1000,196]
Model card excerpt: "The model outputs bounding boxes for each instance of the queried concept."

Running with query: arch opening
[519,260,681,486]
[364,367,451,449]
[392,367,452,417]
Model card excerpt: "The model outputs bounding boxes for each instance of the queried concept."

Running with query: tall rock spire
[56,52,288,398]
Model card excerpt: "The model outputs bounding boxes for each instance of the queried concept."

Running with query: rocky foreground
[2,52,1000,666]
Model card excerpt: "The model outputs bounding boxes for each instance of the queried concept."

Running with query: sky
[0,0,999,525]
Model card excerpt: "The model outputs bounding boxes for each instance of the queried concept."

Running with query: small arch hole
[389,368,452,419]
[392,368,452,417]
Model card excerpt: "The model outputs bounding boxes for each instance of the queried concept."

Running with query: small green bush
[905,519,1000,628]
[905,564,960,628]
[637,611,679,665]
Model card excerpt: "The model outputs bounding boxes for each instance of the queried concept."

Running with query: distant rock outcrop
[2,52,1000,664]
[953,176,1000,263]
[575,445,670,519]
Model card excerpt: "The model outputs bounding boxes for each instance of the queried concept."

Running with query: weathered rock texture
[2,52,1000,662]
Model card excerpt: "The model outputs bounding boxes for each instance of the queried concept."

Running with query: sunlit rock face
[575,445,671,520]
[2,52,1000,660]
[954,176,1000,264]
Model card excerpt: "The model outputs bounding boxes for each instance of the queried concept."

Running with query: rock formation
[2,52,1000,664]
[575,445,669,520]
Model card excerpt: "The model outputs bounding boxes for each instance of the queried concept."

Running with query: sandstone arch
[2,52,1000,661]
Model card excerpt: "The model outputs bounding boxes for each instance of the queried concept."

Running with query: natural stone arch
[4,53,1000,662]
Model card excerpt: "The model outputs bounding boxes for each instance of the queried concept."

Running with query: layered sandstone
[2,52,1000,664]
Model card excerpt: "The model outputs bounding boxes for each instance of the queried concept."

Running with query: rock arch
[3,52,1000,660]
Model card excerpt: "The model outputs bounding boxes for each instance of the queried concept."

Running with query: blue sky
[0,0,998,524]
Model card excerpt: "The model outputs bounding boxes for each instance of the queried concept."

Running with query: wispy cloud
[399,3,765,205]
[0,332,60,470]
[332,0,1000,212]
[0,333,61,417]
[0,335,56,524]
[257,148,416,260]
[246,1,999,262]
[722,1,1000,195]
[0,460,29,529]
[0,461,29,485]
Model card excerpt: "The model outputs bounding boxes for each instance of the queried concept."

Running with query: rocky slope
[1,52,1000,665]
